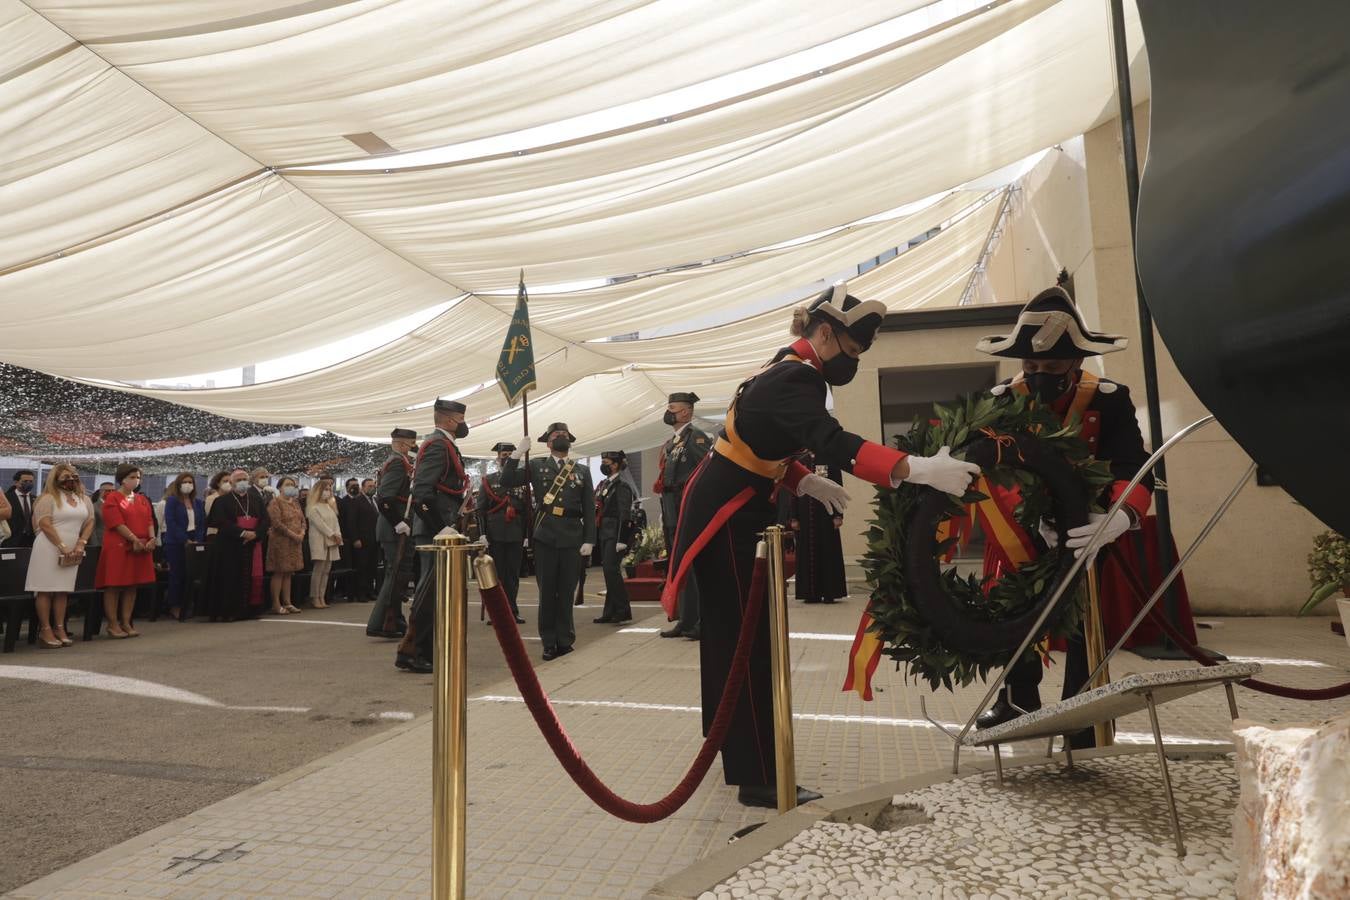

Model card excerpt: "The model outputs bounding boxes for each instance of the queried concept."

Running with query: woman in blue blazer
[163,472,207,620]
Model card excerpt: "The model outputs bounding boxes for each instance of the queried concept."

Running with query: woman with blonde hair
[25,464,94,648]
[266,476,306,614]
[306,477,342,609]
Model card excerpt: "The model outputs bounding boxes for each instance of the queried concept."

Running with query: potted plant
[1298,530,1350,646]
[622,526,665,578]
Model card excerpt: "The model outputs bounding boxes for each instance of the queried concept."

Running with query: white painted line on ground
[0,666,310,713]
[468,694,1225,745]
[258,618,366,627]
[616,627,855,641]
[369,711,416,721]
[618,627,661,634]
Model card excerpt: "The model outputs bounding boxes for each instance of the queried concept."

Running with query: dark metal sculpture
[1134,0,1350,534]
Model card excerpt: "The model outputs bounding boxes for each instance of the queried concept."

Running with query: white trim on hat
[975,310,1127,356]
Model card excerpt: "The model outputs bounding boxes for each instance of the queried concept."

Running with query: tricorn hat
[537,422,577,443]
[806,283,887,350]
[600,449,627,461]
[975,287,1128,359]
[490,442,516,453]
[667,392,699,405]
[433,398,467,414]
[390,427,417,440]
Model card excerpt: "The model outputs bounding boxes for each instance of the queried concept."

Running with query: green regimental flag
[496,272,536,406]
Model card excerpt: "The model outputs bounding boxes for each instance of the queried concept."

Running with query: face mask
[453,422,469,439]
[550,437,570,453]
[821,351,859,386]
[180,482,194,494]
[17,482,33,493]
[60,479,78,490]
[1025,370,1073,403]
[600,463,613,476]
[662,410,678,427]
[497,455,511,467]
[233,481,250,494]
[348,485,359,496]
[283,486,298,498]
[255,478,268,488]
[363,486,375,496]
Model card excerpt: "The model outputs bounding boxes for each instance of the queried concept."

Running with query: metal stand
[764,527,797,813]
[1084,568,1115,748]
[1144,691,1186,857]
[427,533,472,900]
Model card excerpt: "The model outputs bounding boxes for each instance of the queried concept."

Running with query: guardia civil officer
[662,286,980,808]
[593,450,637,625]
[396,400,470,674]
[501,423,595,660]
[655,392,711,639]
[367,427,416,638]
[478,442,528,624]
[973,283,1154,748]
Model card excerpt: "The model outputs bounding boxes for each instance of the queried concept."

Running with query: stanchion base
[1131,641,1227,662]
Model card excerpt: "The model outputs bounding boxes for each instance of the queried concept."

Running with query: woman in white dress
[26,464,94,649]
[305,478,343,609]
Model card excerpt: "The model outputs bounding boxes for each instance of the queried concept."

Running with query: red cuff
[852,441,908,488]
[782,461,811,493]
[652,480,664,495]
[1110,480,1152,519]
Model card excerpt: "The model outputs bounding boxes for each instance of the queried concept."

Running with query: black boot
[975,686,1040,730]
[737,784,823,809]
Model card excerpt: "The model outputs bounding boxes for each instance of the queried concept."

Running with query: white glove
[580,543,593,556]
[904,446,981,496]
[1038,519,1060,548]
[797,473,850,516]
[394,521,411,536]
[510,445,527,461]
[615,542,628,553]
[1065,509,1132,559]
[523,538,529,549]
[436,526,461,538]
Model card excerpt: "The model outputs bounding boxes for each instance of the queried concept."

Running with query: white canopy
[1,0,1147,453]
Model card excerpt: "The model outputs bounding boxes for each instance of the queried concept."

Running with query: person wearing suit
[3,470,38,548]
[502,422,596,661]
[163,472,207,620]
[594,450,637,625]
[369,428,417,638]
[655,393,711,639]
[306,479,343,609]
[344,477,380,601]
[397,400,471,673]
[477,442,528,624]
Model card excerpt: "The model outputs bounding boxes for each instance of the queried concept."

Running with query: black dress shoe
[736,784,823,809]
[593,616,614,624]
[684,629,701,641]
[395,653,432,673]
[514,615,526,624]
[542,647,558,661]
[660,627,685,638]
[975,689,1040,730]
[613,617,632,626]
[555,645,573,657]
[1066,728,1097,750]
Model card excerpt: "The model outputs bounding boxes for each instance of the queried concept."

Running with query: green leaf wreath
[862,391,1114,691]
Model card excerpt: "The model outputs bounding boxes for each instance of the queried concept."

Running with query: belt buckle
[552,507,564,516]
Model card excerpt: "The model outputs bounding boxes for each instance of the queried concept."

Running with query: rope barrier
[478,557,768,823]
[1105,544,1350,700]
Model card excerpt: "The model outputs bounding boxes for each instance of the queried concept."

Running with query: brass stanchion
[427,533,471,900]
[1084,568,1114,747]
[763,526,797,813]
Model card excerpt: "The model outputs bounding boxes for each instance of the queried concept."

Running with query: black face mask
[600,462,613,476]
[821,352,860,386]
[662,410,678,427]
[453,422,469,439]
[1024,370,1073,403]
[550,437,571,453]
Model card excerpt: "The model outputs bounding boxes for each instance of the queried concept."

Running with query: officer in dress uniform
[478,442,528,625]
[662,286,980,807]
[972,283,1154,748]
[501,423,595,661]
[593,450,637,625]
[367,427,417,638]
[396,399,470,674]
[655,392,711,640]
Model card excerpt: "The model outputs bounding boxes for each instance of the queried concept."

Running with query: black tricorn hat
[600,449,627,461]
[806,283,887,350]
[537,422,577,443]
[975,287,1128,359]
[433,399,467,414]
[667,392,699,405]
[391,428,417,440]
[490,442,516,453]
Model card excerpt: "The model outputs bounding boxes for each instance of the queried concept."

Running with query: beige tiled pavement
[12,593,1349,899]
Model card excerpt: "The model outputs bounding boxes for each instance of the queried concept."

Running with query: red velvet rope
[1105,544,1350,700]
[478,557,768,823]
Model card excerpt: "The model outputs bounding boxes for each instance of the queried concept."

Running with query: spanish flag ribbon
[843,475,1037,701]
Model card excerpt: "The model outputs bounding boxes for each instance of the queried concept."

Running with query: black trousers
[410,546,436,660]
[1006,627,1090,708]
[662,489,700,633]
[488,539,523,615]
[600,538,631,621]
[353,541,379,599]
[534,540,580,651]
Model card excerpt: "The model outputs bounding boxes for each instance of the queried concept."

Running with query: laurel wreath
[862,391,1114,691]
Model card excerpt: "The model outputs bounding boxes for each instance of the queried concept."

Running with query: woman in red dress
[95,463,157,638]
